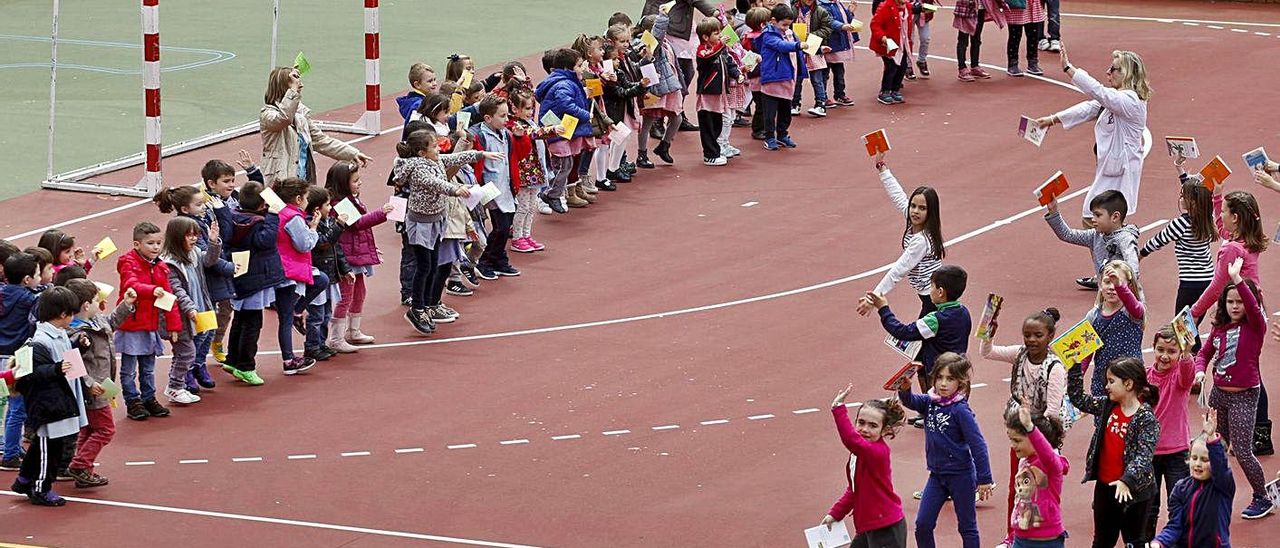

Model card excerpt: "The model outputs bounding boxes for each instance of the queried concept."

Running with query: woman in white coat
[260,66,372,185]
[1032,45,1152,288]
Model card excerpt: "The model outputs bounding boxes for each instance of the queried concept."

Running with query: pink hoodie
[827,405,905,533]
[1147,356,1196,455]
[1010,427,1069,541]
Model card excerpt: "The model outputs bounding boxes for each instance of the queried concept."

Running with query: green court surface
[0,0,634,201]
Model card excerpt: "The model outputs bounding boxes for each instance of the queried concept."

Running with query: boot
[184,370,201,394]
[328,317,359,353]
[635,151,655,169]
[580,178,599,194]
[577,185,597,203]
[565,187,589,208]
[1256,419,1274,456]
[211,340,227,363]
[192,363,216,389]
[346,314,375,345]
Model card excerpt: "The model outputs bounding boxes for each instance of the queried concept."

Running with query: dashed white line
[178,459,208,465]
[287,454,317,460]
[499,439,530,445]
[447,443,477,450]
[551,434,582,441]
[793,408,821,415]
[748,414,775,421]
[651,424,681,431]
[124,461,155,466]
[1207,25,1224,29]
[1183,22,1200,26]
[394,448,425,454]
[741,201,759,207]
[1232,28,1248,33]
[340,451,371,457]
[972,383,989,389]
[602,429,631,436]
[1002,377,1012,382]
[700,419,730,426]
[1256,32,1271,36]
[232,457,263,463]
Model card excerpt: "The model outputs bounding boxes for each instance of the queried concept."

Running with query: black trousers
[956,11,986,68]
[410,243,442,310]
[1091,482,1153,548]
[750,91,765,135]
[398,228,416,301]
[19,434,69,494]
[759,94,792,139]
[1174,280,1210,352]
[1007,23,1041,65]
[697,109,723,160]
[479,210,515,270]
[227,308,263,371]
[880,56,909,93]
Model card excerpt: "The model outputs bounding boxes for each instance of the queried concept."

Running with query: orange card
[1034,171,1070,206]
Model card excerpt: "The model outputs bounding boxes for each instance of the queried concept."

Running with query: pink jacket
[827,405,905,533]
[332,195,387,267]
[1147,356,1196,455]
[1011,427,1068,540]
[277,204,314,284]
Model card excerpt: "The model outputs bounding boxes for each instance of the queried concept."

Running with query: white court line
[741,201,759,207]
[551,434,582,441]
[124,461,155,466]
[971,383,989,389]
[232,457,263,463]
[1232,28,1248,33]
[1257,32,1271,36]
[1183,22,1200,26]
[651,424,681,431]
[394,447,425,454]
[499,439,530,445]
[447,443,477,450]
[792,408,821,415]
[286,454,317,460]
[1208,25,1225,29]
[844,402,863,408]
[747,414,775,421]
[340,451,371,457]
[0,491,545,548]
[1138,219,1168,232]
[602,429,631,436]
[178,459,208,465]
[700,419,730,426]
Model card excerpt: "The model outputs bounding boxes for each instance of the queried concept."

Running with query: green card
[294,51,312,76]
[721,25,740,47]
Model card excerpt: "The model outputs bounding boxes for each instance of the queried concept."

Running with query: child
[1003,404,1068,548]
[1195,257,1272,519]
[694,18,742,166]
[1004,0,1045,76]
[223,182,282,386]
[1150,413,1234,548]
[858,150,945,319]
[535,48,594,210]
[154,184,222,392]
[326,161,392,352]
[898,353,995,548]
[397,62,440,138]
[160,216,221,404]
[1140,178,1214,349]
[741,7,772,141]
[756,4,805,150]
[445,53,475,85]
[791,0,832,117]
[1044,191,1140,287]
[202,155,259,365]
[25,247,55,286]
[870,0,912,105]
[0,252,42,470]
[636,14,685,166]
[508,88,558,254]
[9,286,83,506]
[0,239,18,280]
[38,229,100,275]
[473,95,522,281]
[573,34,616,193]
[304,187,349,362]
[271,177,323,375]
[63,279,136,489]
[952,0,1004,81]
[817,0,859,104]
[867,264,971,426]
[1145,326,1197,538]
[1080,261,1146,398]
[1066,356,1161,547]
[115,222,179,421]
[823,385,908,547]
[601,24,647,181]
[909,0,935,78]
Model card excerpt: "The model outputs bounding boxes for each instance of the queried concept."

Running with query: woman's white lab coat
[1053,68,1149,219]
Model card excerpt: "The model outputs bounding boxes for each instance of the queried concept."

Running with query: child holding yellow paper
[161,216,225,403]
[37,229,99,275]
[115,222,180,420]
[64,279,136,489]
[534,48,595,210]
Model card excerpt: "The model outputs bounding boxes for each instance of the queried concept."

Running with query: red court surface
[3,1,1280,546]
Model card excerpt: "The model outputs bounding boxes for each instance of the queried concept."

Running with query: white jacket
[1054,69,1149,218]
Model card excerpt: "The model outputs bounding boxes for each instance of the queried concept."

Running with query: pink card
[63,350,87,381]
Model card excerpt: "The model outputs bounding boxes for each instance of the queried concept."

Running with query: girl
[756,4,804,150]
[304,187,348,362]
[817,0,858,105]
[392,128,495,335]
[154,185,221,391]
[909,0,935,78]
[37,229,97,275]
[601,25,646,180]
[259,66,370,185]
[1139,178,1214,350]
[1081,261,1146,398]
[870,0,912,105]
[637,13,685,165]
[823,385,908,548]
[980,308,1068,545]
[694,18,742,166]
[160,216,221,405]
[1195,257,1272,519]
[741,7,771,141]
[1004,0,1045,76]
[272,177,324,375]
[574,34,613,193]
[1150,413,1235,548]
[445,53,475,85]
[1066,356,1160,548]
[1144,327,1197,539]
[898,352,995,548]
[952,0,1004,81]
[858,150,945,320]
[223,182,282,386]
[115,222,180,420]
[413,92,453,137]
[791,0,832,117]
[508,88,558,254]
[326,161,393,353]
[1004,405,1068,548]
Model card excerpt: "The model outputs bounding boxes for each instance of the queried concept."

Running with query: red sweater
[869,0,913,58]
[827,405,905,533]
[116,249,181,333]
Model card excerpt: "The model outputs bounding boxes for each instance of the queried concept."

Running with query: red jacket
[869,0,913,58]
[116,249,181,333]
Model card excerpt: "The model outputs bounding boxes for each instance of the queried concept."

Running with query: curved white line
[0,34,235,74]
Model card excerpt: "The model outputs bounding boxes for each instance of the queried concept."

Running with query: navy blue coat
[225,208,283,300]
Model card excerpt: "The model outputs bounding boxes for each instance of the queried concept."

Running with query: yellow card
[194,310,218,333]
[460,70,473,88]
[793,22,809,42]
[559,114,580,137]
[154,290,177,312]
[232,251,250,277]
[260,186,285,214]
[94,237,118,260]
[93,281,114,302]
[585,79,604,98]
[449,92,464,114]
[641,31,658,53]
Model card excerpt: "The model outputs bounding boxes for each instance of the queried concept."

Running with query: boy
[0,239,19,281]
[694,18,741,166]
[1043,190,1140,288]
[534,48,593,213]
[9,286,84,506]
[0,252,43,470]
[24,247,55,286]
[201,156,256,366]
[867,264,972,426]
[64,279,136,489]
[397,63,440,139]
[472,95,521,282]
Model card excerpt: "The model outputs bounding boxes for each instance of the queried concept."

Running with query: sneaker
[438,303,460,319]
[764,138,780,151]
[823,99,839,109]
[1008,64,1024,77]
[1026,63,1044,76]
[400,295,412,306]
[1242,496,1275,519]
[27,491,67,507]
[291,313,306,336]
[751,131,767,141]
[164,387,201,405]
[721,145,741,158]
[493,264,521,277]
[906,64,917,80]
[1076,276,1099,290]
[211,341,227,363]
[0,457,23,471]
[877,92,894,105]
[733,116,751,127]
[303,347,334,362]
[460,265,481,286]
[526,238,545,251]
[69,468,108,489]
[678,116,699,132]
[427,305,456,324]
[1049,40,1061,52]
[912,490,923,500]
[475,265,498,280]
[511,238,536,253]
[778,136,797,148]
[891,92,905,104]
[916,61,931,77]
[1037,38,1050,51]
[126,400,149,421]
[537,202,554,215]
[10,476,31,494]
[445,280,473,296]
[970,67,993,79]
[957,68,975,82]
[597,179,617,192]
[282,356,316,376]
[703,156,727,166]
[143,398,170,417]
[539,192,567,214]
[233,369,265,386]
[807,106,827,117]
[835,96,856,107]
[790,105,801,116]
[56,470,74,482]
[405,308,435,335]
[192,363,216,389]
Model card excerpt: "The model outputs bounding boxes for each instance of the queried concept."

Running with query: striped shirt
[1139,213,1214,282]
[874,170,941,296]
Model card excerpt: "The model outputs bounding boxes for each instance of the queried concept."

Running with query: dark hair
[1026,307,1060,332]
[1004,405,1066,449]
[1152,325,1177,345]
[549,48,582,71]
[272,177,310,205]
[1223,190,1268,253]
[931,264,967,301]
[3,252,36,284]
[696,17,723,38]
[238,182,267,213]
[770,4,796,21]
[397,128,439,158]
[36,286,80,322]
[635,15,657,35]
[163,216,200,263]
[438,81,459,97]
[909,186,945,260]
[153,186,203,215]
[201,159,236,183]
[416,92,451,121]
[861,398,907,439]
[132,221,162,242]
[1105,357,1159,407]
[24,246,52,270]
[1214,278,1263,327]
[1088,190,1129,222]
[508,87,535,111]
[1180,181,1215,242]
[37,229,74,262]
[0,239,19,270]
[477,94,508,119]
[53,264,87,286]
[607,11,633,27]
[305,187,330,216]
[930,352,973,395]
[541,49,556,73]
[324,161,360,203]
[64,278,98,306]
[571,34,599,62]
[462,82,485,100]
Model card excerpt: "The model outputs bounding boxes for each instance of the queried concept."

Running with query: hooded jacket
[695,42,740,96]
[534,69,594,143]
[332,195,388,267]
[756,23,807,84]
[0,284,39,355]
[225,208,283,299]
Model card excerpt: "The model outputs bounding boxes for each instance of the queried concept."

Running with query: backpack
[1010,349,1080,431]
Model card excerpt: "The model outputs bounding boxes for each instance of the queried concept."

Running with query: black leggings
[410,243,447,310]
[880,56,909,93]
[227,308,264,371]
[1007,23,1040,65]
[956,11,986,68]
[1174,279,1210,352]
[1091,482,1152,548]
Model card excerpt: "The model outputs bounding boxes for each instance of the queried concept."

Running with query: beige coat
[259,88,359,184]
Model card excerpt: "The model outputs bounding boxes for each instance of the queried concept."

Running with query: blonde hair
[408,62,435,87]
[1111,51,1152,101]
[264,66,294,105]
[1097,260,1146,327]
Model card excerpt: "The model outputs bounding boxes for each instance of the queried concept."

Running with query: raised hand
[1227,257,1244,284]
[832,382,854,409]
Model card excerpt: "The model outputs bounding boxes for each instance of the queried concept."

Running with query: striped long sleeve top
[873,170,941,297]
[1138,213,1214,283]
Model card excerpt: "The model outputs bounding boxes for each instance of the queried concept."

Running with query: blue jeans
[193,329,214,370]
[3,395,26,459]
[1011,534,1065,548]
[120,353,157,403]
[274,285,300,361]
[828,62,847,100]
[792,67,829,107]
[304,302,332,352]
[916,471,980,548]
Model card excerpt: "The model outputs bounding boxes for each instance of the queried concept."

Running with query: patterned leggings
[1209,386,1267,499]
[512,187,539,240]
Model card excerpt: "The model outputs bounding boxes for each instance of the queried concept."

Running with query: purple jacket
[332,195,388,267]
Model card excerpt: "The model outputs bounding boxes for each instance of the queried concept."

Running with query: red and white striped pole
[358,0,381,132]
[141,0,162,192]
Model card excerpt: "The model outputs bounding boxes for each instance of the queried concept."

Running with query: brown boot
[565,187,588,208]
[576,185,596,204]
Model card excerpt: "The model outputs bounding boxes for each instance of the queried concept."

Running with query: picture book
[1170,306,1198,352]
[1018,116,1047,147]
[883,361,922,391]
[63,350,87,381]
[195,310,218,333]
[884,38,899,55]
[584,79,604,98]
[13,346,33,379]
[1164,136,1199,158]
[1243,147,1270,171]
[1049,318,1103,370]
[862,128,890,157]
[884,334,922,361]
[293,51,311,76]
[1034,171,1069,206]
[455,110,472,130]
[387,196,408,223]
[640,31,658,53]
[848,18,865,32]
[1198,155,1231,192]
[540,110,561,128]
[974,293,1004,341]
[559,114,580,138]
[741,51,762,71]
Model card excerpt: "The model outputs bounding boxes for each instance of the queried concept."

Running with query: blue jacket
[879,300,971,374]
[203,173,255,302]
[224,208,283,299]
[818,0,859,53]
[1154,437,1234,548]
[396,91,426,139]
[534,69,593,143]
[899,390,993,483]
[756,23,806,84]
[0,284,38,356]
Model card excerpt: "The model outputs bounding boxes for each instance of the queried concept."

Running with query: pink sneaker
[526,237,546,251]
[957,68,975,82]
[510,238,536,253]
[970,67,992,79]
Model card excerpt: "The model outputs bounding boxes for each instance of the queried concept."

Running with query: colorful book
[1164,136,1199,159]
[459,70,473,89]
[862,128,890,157]
[1049,318,1104,370]
[884,334,922,361]
[741,51,762,71]
[154,290,177,312]
[387,196,408,223]
[540,110,561,128]
[13,346,33,379]
[1034,171,1070,206]
[1199,155,1232,192]
[1243,147,1270,171]
[64,350,87,381]
[883,361,922,391]
[974,293,1004,341]
[455,110,472,130]
[1018,116,1047,147]
[195,310,218,333]
[640,31,658,53]
[1170,306,1199,352]
[293,51,311,76]
[804,520,852,548]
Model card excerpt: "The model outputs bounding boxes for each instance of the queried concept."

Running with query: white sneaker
[703,156,727,166]
[1037,38,1050,51]
[807,106,828,117]
[164,387,201,404]
[1049,40,1061,52]
[721,145,741,158]
[790,105,801,116]
[538,202,553,215]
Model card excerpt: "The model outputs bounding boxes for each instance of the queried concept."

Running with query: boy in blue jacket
[396,63,440,140]
[755,4,805,151]
[1151,413,1235,548]
[534,48,593,214]
[0,252,44,470]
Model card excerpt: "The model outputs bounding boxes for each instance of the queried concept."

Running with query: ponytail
[153,186,202,214]
[396,128,438,158]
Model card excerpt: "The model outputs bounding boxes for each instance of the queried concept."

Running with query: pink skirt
[642,90,682,116]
